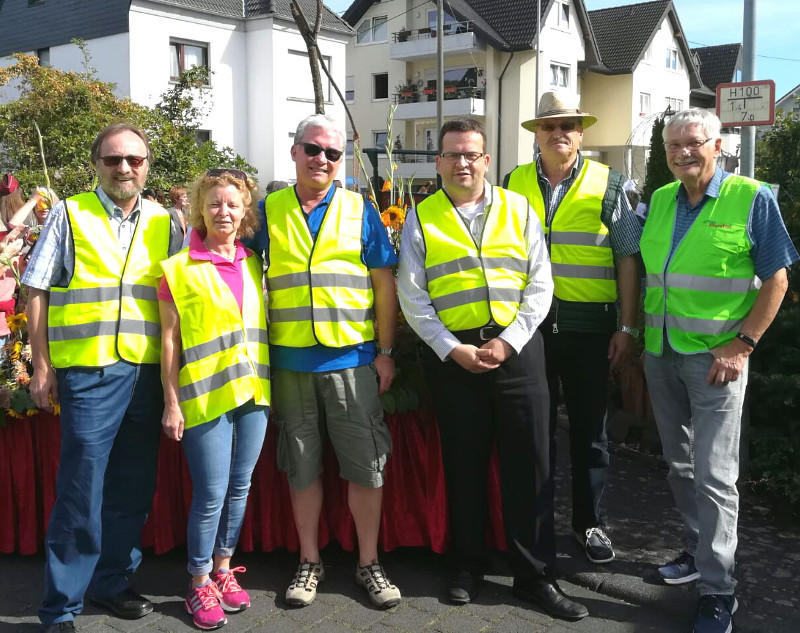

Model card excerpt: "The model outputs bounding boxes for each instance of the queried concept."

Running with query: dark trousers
[423,330,555,579]
[542,327,611,534]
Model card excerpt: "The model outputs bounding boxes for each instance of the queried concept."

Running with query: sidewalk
[1,424,798,632]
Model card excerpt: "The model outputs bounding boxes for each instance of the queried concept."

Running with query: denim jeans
[39,362,163,625]
[645,345,746,595]
[181,399,269,576]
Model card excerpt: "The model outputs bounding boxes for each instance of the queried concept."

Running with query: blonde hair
[187,171,259,239]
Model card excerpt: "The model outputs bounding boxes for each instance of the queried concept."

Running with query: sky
[324,0,799,99]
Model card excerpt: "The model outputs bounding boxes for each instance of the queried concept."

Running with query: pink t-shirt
[158,230,251,314]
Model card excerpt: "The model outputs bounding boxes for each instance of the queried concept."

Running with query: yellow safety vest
[160,250,270,428]
[266,187,374,347]
[506,159,616,302]
[642,176,760,355]
[416,187,529,330]
[48,193,169,368]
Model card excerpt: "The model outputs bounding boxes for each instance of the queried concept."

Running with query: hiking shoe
[658,551,701,585]
[355,562,401,609]
[285,561,325,607]
[211,566,250,612]
[574,527,615,564]
[694,594,738,633]
[185,582,227,630]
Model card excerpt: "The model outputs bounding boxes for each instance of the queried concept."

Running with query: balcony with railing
[389,21,485,61]
[393,69,486,121]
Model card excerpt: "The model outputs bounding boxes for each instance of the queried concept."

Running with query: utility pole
[741,0,756,177]
[535,0,541,115]
[436,0,444,147]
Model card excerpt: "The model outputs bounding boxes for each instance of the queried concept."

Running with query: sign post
[716,79,776,127]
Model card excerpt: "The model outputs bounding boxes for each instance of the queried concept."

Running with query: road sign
[716,80,775,126]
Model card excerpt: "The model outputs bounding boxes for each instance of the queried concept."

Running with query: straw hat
[521,91,597,132]
[0,173,19,196]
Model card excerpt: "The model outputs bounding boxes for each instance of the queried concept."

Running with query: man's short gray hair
[663,108,722,142]
[294,114,345,151]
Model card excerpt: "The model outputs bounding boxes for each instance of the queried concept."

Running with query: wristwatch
[618,325,639,337]
[377,346,394,358]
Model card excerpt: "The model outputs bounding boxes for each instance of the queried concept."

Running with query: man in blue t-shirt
[258,114,400,611]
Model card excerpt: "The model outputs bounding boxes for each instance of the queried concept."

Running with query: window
[639,92,650,115]
[170,40,208,81]
[665,47,679,70]
[36,48,50,67]
[642,43,652,63]
[287,50,332,101]
[427,9,458,33]
[195,130,211,145]
[346,75,355,103]
[374,131,388,150]
[665,96,683,111]
[550,63,569,88]
[346,139,354,157]
[357,15,388,44]
[373,73,388,100]
[556,2,570,28]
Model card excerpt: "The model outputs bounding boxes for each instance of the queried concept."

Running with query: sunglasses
[206,168,249,183]
[538,121,580,132]
[297,142,343,162]
[98,155,147,168]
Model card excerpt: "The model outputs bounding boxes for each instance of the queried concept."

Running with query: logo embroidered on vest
[705,220,733,229]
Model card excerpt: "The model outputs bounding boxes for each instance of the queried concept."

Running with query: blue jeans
[39,362,163,625]
[181,400,269,576]
[645,345,746,595]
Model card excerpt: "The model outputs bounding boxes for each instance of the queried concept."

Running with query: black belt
[452,325,503,345]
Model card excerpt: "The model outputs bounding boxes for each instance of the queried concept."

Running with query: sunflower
[6,312,27,333]
[381,205,406,230]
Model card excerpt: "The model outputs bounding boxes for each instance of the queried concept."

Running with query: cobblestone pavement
[1,426,798,632]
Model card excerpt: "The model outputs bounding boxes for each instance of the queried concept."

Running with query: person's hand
[706,339,751,386]
[374,352,395,394]
[448,344,501,374]
[0,225,26,259]
[479,338,514,364]
[161,404,185,441]
[30,365,59,413]
[608,330,634,370]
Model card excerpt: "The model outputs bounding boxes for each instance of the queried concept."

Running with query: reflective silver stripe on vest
[270,306,313,322]
[268,272,308,291]
[481,256,528,273]
[48,320,118,341]
[312,307,372,322]
[310,273,372,289]
[550,231,611,248]
[179,360,271,402]
[646,273,662,288]
[118,319,161,338]
[245,328,269,346]
[488,287,524,303]
[183,330,245,365]
[427,256,482,281]
[552,263,615,280]
[666,273,756,294]
[48,286,120,307]
[644,312,664,328]
[121,283,158,302]
[431,287,488,312]
[666,314,743,335]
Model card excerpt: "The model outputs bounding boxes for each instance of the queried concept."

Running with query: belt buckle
[479,326,494,341]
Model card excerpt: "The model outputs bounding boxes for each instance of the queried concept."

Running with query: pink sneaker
[185,582,227,630]
[211,566,250,612]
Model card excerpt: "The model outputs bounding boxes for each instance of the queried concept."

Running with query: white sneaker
[355,562,401,609]
[285,561,324,607]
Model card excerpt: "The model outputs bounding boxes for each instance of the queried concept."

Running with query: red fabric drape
[1,410,505,555]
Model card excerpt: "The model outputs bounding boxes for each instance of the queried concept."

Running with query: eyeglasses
[297,142,344,162]
[537,121,580,132]
[98,155,147,168]
[664,138,713,153]
[439,152,485,163]
[206,168,249,183]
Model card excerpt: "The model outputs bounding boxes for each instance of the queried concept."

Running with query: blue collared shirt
[668,167,799,280]
[22,188,142,290]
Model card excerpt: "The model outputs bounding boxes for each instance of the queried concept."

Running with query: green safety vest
[48,193,169,368]
[160,250,270,428]
[506,159,616,302]
[266,187,374,347]
[642,175,760,355]
[416,187,529,330]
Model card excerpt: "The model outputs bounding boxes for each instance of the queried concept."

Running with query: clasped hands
[449,338,514,374]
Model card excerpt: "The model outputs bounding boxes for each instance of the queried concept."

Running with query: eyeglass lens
[99,155,147,167]
[539,122,578,132]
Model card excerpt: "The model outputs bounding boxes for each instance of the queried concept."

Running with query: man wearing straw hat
[505,91,642,565]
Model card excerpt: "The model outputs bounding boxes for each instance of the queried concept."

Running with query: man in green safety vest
[505,91,642,565]
[641,108,798,633]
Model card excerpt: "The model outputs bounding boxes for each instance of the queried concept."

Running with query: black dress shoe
[41,622,75,632]
[89,587,154,620]
[512,577,589,621]
[447,569,483,604]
